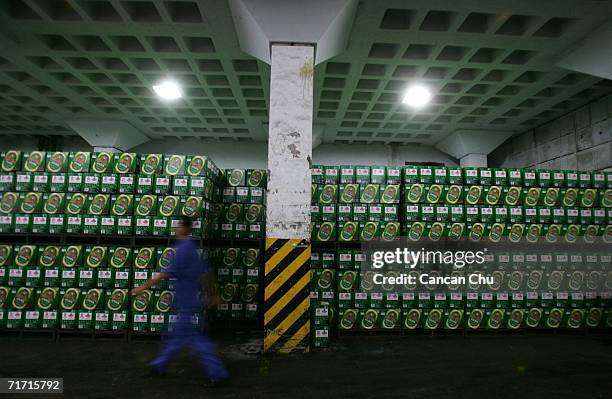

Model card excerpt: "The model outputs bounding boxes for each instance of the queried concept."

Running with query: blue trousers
[149,313,228,381]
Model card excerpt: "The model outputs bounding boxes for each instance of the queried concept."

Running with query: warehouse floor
[1,334,612,399]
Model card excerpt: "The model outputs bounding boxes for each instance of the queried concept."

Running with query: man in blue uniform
[131,216,229,385]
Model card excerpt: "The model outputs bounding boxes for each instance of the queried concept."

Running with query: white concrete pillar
[266,44,314,239]
[460,153,487,167]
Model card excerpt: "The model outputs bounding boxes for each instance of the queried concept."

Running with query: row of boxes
[0,213,210,237]
[0,245,175,268]
[403,204,612,225]
[325,291,612,309]
[334,307,612,330]
[1,192,212,217]
[0,151,221,181]
[311,269,612,293]
[402,184,610,207]
[312,165,612,188]
[221,187,265,204]
[1,173,218,200]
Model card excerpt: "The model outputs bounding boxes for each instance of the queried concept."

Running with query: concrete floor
[1,333,611,399]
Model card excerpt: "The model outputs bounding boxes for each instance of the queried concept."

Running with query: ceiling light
[153,80,182,101]
[402,85,431,108]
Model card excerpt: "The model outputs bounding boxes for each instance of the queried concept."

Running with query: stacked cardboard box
[0,150,223,238]
[0,149,224,334]
[209,169,266,322]
[210,247,261,321]
[309,165,612,343]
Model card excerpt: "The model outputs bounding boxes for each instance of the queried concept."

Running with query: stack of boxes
[0,150,224,334]
[310,165,612,343]
[0,150,223,237]
[0,244,134,331]
[210,169,267,322]
[312,165,401,243]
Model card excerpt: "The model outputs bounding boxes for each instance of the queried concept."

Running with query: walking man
[131,216,229,386]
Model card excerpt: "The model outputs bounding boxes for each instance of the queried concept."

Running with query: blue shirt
[166,239,209,312]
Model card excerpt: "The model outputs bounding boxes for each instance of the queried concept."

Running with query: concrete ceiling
[0,0,610,147]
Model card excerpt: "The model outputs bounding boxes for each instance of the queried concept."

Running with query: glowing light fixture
[153,80,182,101]
[402,85,431,108]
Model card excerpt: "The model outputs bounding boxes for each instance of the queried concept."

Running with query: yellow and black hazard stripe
[264,237,311,354]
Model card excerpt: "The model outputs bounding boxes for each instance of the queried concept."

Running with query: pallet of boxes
[209,168,266,325]
[308,164,612,346]
[311,165,402,346]
[0,150,223,337]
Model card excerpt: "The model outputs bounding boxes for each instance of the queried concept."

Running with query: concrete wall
[489,94,612,171]
[0,135,458,169]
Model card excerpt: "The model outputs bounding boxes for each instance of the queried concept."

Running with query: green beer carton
[16,172,33,191]
[0,192,18,214]
[100,173,118,193]
[133,247,155,270]
[15,245,37,267]
[158,196,179,217]
[23,151,46,172]
[83,173,100,193]
[339,184,359,203]
[13,214,31,233]
[544,308,564,328]
[433,167,448,185]
[19,192,42,214]
[109,194,132,216]
[36,287,59,310]
[324,166,339,184]
[185,155,207,177]
[381,184,400,204]
[338,309,359,330]
[68,152,90,173]
[66,173,82,192]
[311,165,324,183]
[65,193,87,215]
[46,151,69,173]
[109,247,131,269]
[31,215,49,234]
[154,175,172,195]
[503,186,523,206]
[0,172,15,192]
[82,216,100,235]
[135,195,156,216]
[360,184,380,203]
[32,172,49,192]
[140,154,163,175]
[403,308,425,330]
[246,169,266,187]
[235,187,249,203]
[172,175,189,196]
[132,290,153,312]
[1,150,22,172]
[359,221,379,241]
[42,193,65,215]
[88,194,110,215]
[317,184,338,204]
[465,186,484,205]
[91,152,114,173]
[116,216,133,235]
[113,153,136,174]
[106,290,127,311]
[226,168,246,186]
[339,166,355,184]
[136,175,154,194]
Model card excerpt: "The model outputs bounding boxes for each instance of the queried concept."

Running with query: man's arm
[130,272,171,295]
